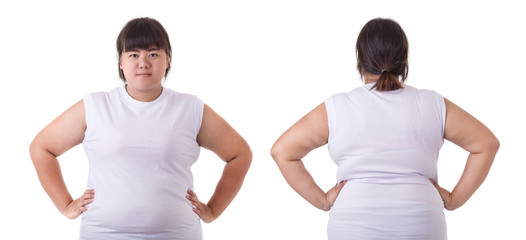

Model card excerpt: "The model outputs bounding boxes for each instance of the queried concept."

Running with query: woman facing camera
[30,17,252,240]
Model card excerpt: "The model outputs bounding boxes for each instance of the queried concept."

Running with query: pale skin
[30,47,252,223]
[271,73,499,211]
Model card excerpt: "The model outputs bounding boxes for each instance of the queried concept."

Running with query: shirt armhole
[82,94,93,143]
[436,94,446,137]
[324,96,335,144]
[194,97,205,138]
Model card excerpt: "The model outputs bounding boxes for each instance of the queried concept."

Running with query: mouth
[136,73,152,76]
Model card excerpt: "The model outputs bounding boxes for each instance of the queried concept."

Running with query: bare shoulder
[197,104,250,162]
[271,103,328,161]
[57,100,86,129]
[444,98,499,152]
[31,100,86,157]
[288,103,328,147]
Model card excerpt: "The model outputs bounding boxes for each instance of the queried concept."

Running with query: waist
[81,197,199,232]
[342,175,435,184]
[81,183,198,229]
[332,178,444,210]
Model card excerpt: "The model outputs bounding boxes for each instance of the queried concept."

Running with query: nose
[138,56,150,69]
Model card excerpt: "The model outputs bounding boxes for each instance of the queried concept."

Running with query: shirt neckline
[363,82,407,93]
[118,84,167,108]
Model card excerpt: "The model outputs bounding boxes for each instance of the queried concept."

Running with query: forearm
[276,159,329,211]
[449,149,497,210]
[207,151,251,218]
[30,146,73,215]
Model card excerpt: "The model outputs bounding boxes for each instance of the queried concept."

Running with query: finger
[80,206,89,213]
[187,189,197,198]
[81,199,90,206]
[188,199,199,208]
[83,193,95,200]
[430,180,442,190]
[82,198,94,207]
[83,192,95,200]
[186,194,199,204]
[329,181,346,195]
[84,189,95,195]
[193,207,202,218]
[336,180,347,189]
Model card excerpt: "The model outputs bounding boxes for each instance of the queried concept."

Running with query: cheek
[154,61,169,74]
[120,63,135,80]
[120,61,134,72]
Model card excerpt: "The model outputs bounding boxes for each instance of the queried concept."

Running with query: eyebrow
[124,47,160,52]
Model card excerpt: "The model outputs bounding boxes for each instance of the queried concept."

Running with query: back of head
[356,18,409,91]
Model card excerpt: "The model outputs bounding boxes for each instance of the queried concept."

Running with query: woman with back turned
[271,18,499,239]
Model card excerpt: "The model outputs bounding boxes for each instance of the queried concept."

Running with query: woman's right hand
[63,189,95,219]
[324,181,347,211]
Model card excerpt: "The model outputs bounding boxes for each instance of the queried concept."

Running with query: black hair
[116,17,172,82]
[356,18,409,91]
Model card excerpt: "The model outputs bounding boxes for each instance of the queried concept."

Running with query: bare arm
[29,100,94,219]
[186,104,252,223]
[433,98,499,210]
[270,103,345,211]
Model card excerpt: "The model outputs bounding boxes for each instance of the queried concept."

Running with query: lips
[136,73,152,76]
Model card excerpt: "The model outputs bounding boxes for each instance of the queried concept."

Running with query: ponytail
[372,69,403,91]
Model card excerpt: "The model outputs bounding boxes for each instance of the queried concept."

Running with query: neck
[125,85,163,102]
[363,74,380,84]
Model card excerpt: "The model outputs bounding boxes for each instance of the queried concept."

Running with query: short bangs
[116,17,172,82]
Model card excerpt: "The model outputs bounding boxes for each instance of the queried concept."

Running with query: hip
[81,198,200,238]
[332,177,444,210]
[328,179,446,239]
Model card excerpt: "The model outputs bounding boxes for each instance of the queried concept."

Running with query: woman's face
[120,47,169,91]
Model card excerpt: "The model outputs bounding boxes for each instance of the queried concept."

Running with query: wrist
[320,194,331,211]
[446,193,462,211]
[60,197,77,218]
[206,203,219,222]
[59,199,73,216]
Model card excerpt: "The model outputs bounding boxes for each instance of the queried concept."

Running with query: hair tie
[382,69,389,73]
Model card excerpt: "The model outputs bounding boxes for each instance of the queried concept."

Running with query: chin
[127,80,163,91]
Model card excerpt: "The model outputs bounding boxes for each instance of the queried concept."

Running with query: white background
[1,0,524,239]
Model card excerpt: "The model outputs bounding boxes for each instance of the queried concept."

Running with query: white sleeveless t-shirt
[325,84,447,239]
[80,86,204,240]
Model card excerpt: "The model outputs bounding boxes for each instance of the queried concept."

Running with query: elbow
[271,140,299,168]
[29,138,41,165]
[492,137,500,153]
[244,147,253,169]
[237,142,253,171]
[270,141,285,166]
[486,135,500,156]
[473,135,500,163]
[29,137,57,166]
[270,143,279,162]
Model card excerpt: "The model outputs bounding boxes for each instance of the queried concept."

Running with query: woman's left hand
[186,190,216,223]
[431,180,457,211]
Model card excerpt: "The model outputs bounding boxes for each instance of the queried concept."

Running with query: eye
[128,53,138,58]
[149,53,159,57]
